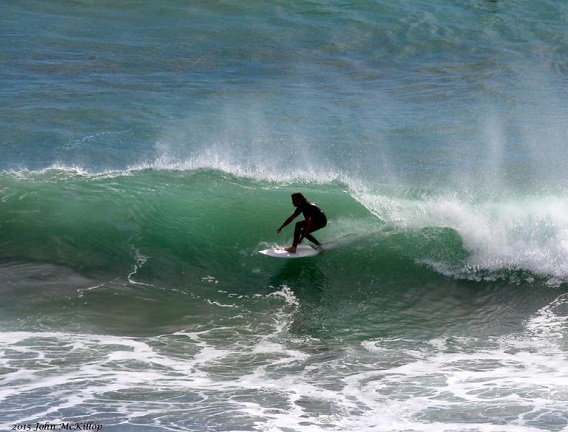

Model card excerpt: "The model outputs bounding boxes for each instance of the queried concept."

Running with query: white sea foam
[1,292,566,431]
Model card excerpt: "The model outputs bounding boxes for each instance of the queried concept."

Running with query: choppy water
[1,1,568,431]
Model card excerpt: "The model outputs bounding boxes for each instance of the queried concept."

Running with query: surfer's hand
[277,227,282,235]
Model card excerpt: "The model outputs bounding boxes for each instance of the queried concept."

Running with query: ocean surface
[1,1,568,431]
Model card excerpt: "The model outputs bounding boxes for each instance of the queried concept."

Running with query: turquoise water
[1,1,568,431]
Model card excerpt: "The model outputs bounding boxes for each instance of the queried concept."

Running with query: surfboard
[259,245,321,259]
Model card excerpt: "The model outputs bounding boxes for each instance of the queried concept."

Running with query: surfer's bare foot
[284,246,297,253]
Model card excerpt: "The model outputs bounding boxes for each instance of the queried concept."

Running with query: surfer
[277,193,327,253]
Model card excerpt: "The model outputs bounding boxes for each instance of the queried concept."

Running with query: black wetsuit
[292,201,327,247]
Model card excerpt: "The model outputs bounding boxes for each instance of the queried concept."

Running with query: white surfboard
[259,245,321,259]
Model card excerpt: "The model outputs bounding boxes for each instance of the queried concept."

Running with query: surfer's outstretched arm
[277,213,296,234]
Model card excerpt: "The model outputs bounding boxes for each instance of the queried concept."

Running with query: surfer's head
[291,192,306,206]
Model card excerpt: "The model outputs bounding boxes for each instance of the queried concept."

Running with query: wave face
[2,168,568,287]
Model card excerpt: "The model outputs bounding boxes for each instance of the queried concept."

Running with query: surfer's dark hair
[291,193,307,202]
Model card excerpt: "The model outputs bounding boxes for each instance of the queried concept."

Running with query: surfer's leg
[302,232,319,245]
[292,221,305,247]
[302,219,326,246]
[284,221,305,252]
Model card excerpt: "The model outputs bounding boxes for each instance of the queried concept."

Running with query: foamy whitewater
[1,1,568,431]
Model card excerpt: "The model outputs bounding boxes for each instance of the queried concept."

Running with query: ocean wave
[2,168,568,286]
